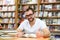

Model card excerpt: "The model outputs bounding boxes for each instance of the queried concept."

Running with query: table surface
[0,37,49,40]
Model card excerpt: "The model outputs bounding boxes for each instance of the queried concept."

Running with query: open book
[22,34,36,38]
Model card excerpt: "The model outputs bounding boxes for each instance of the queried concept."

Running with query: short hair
[25,7,34,14]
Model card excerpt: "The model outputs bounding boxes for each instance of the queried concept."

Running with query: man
[16,7,50,38]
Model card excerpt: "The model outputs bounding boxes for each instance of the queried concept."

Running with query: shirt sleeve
[40,21,47,30]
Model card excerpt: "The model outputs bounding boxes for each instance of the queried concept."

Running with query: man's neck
[29,18,35,27]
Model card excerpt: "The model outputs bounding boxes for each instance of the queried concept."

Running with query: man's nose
[28,16,31,18]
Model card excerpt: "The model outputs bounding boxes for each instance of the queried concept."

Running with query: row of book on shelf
[0,6,15,11]
[41,19,60,24]
[0,18,15,23]
[20,0,60,4]
[19,5,60,11]
[36,12,60,17]
[0,12,15,17]
[40,5,60,10]
[41,0,60,3]
[49,26,60,31]
[0,0,15,5]
[0,24,15,30]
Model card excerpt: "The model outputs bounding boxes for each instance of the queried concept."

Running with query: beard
[28,18,34,22]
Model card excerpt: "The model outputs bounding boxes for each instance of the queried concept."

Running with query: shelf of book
[47,24,60,26]
[0,0,16,30]
[19,4,37,6]
[0,5,15,6]
[37,16,60,19]
[51,30,60,33]
[40,9,60,12]
[40,2,60,5]
[0,11,15,12]
[0,23,15,24]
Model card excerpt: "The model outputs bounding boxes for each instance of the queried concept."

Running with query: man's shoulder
[36,18,42,22]
[36,18,45,23]
[21,19,28,24]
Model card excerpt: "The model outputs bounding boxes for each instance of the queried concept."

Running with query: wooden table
[11,37,50,40]
[0,37,50,40]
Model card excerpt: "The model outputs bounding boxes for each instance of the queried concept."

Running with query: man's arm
[42,27,50,38]
[16,29,24,37]
[16,22,25,37]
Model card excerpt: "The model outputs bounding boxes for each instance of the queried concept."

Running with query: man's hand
[36,28,50,38]
[36,31,43,38]
[16,32,24,37]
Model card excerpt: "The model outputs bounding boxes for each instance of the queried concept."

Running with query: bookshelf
[0,0,16,30]
[39,0,60,35]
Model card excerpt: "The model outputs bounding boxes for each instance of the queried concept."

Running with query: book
[58,12,60,17]
[12,19,15,23]
[48,12,52,17]
[39,11,43,17]
[58,19,60,24]
[0,12,2,17]
[52,5,57,9]
[53,19,58,24]
[3,0,7,5]
[3,19,9,23]
[48,0,56,2]
[8,24,14,30]
[8,6,15,11]
[57,5,60,10]
[0,18,2,23]
[3,0,15,5]
[35,12,38,17]
[2,13,8,17]
[8,18,13,23]
[11,12,15,17]
[0,6,2,11]
[45,5,52,10]
[52,12,58,17]
[0,0,3,5]
[2,6,8,11]
[0,24,2,30]
[8,13,12,17]
[49,26,55,31]
[43,11,48,17]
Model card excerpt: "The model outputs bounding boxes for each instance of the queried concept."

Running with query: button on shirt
[17,18,47,34]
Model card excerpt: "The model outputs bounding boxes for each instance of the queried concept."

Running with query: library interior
[0,0,60,40]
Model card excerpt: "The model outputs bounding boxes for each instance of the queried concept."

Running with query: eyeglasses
[26,14,34,18]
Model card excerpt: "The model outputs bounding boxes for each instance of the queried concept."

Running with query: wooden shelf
[19,3,37,6]
[51,30,60,33]
[0,11,15,12]
[19,10,37,12]
[40,2,60,5]
[37,16,60,19]
[2,17,15,19]
[40,9,60,12]
[0,4,15,6]
[47,24,60,26]
[0,23,15,24]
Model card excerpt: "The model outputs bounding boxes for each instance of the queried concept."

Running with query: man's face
[25,10,34,22]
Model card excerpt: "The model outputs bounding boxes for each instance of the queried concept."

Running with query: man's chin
[29,19,34,22]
